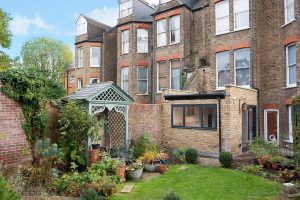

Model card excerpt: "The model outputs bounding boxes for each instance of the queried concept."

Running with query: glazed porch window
[216,51,230,89]
[90,47,100,67]
[170,60,181,90]
[137,29,148,53]
[285,0,295,24]
[215,0,229,34]
[157,19,167,47]
[234,0,250,30]
[121,30,129,54]
[286,44,296,87]
[157,62,168,91]
[119,0,133,18]
[234,48,250,87]
[172,105,217,129]
[137,67,148,94]
[78,47,83,68]
[121,67,129,93]
[170,15,180,44]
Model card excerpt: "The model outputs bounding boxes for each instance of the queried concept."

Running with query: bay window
[157,62,168,91]
[78,47,83,68]
[170,60,181,90]
[121,67,129,93]
[216,51,230,89]
[157,19,167,47]
[137,29,148,53]
[172,105,217,129]
[170,15,180,44]
[120,0,133,18]
[121,30,129,54]
[234,0,250,30]
[215,0,229,34]
[234,48,250,86]
[286,44,297,87]
[90,47,100,67]
[137,67,148,94]
[285,0,295,24]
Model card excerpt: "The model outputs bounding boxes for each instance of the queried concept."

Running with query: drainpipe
[151,16,156,104]
[218,97,222,153]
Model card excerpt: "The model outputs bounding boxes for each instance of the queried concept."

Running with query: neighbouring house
[64,0,299,157]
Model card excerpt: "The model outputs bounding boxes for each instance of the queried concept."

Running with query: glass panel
[185,106,201,127]
[216,0,229,18]
[235,11,249,28]
[236,68,250,86]
[158,62,168,91]
[157,19,166,46]
[122,67,129,93]
[137,29,148,53]
[288,44,296,65]
[235,48,250,86]
[90,47,100,67]
[203,106,217,128]
[217,51,230,87]
[173,106,184,126]
[138,67,147,80]
[234,0,249,13]
[171,68,181,90]
[138,80,147,93]
[216,16,229,33]
[289,64,296,85]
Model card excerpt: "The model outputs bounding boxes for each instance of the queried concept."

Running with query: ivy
[0,69,65,152]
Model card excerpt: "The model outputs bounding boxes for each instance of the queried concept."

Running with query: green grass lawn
[111,165,281,200]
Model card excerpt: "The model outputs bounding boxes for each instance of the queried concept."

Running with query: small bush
[0,176,20,200]
[275,169,298,183]
[162,192,182,200]
[129,133,158,159]
[172,147,187,164]
[80,189,105,200]
[185,148,198,164]
[219,152,233,168]
[241,165,264,176]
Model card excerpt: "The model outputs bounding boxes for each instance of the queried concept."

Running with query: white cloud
[10,15,56,36]
[86,7,119,27]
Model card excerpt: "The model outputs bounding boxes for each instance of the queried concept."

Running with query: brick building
[66,0,299,156]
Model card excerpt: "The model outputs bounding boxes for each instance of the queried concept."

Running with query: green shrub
[219,152,233,168]
[250,138,278,158]
[130,133,158,159]
[80,189,105,200]
[0,176,20,200]
[172,147,187,164]
[275,169,298,183]
[162,192,182,200]
[241,165,264,176]
[185,148,198,164]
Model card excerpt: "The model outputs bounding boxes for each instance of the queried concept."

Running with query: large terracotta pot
[272,163,279,170]
[157,164,167,174]
[126,168,143,181]
[257,158,264,167]
[117,165,126,179]
[89,149,99,166]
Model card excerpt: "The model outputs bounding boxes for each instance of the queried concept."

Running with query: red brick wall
[0,83,32,166]
[128,104,162,140]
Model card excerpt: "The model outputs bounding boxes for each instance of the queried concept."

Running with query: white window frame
[233,0,250,31]
[169,15,180,44]
[215,0,230,35]
[137,29,148,53]
[216,51,230,90]
[121,67,129,93]
[263,109,280,145]
[286,43,297,87]
[285,0,295,24]
[78,47,84,68]
[157,19,167,47]
[78,79,83,89]
[121,30,129,54]
[119,0,133,18]
[89,78,99,84]
[90,47,100,67]
[234,48,250,87]
[170,60,181,90]
[287,105,294,143]
[137,67,148,94]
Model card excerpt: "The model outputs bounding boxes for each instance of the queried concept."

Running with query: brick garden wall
[0,83,32,166]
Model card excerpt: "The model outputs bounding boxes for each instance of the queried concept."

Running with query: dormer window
[160,0,172,4]
[76,16,87,36]
[120,0,133,18]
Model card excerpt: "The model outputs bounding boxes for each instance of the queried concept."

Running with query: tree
[21,37,73,83]
[0,8,12,71]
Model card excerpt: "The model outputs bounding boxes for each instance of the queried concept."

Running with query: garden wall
[128,104,162,141]
[0,83,32,166]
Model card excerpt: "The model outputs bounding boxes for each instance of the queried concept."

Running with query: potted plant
[265,156,273,169]
[269,156,285,170]
[157,152,169,174]
[125,163,143,181]
[139,151,161,172]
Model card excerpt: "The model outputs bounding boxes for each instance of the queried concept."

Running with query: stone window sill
[281,19,296,28]
[136,93,149,96]
[215,27,251,37]
[283,86,297,90]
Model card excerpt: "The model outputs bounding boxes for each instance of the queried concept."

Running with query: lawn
[111,165,281,200]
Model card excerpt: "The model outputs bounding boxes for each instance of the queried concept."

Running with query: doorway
[242,106,257,151]
[264,110,279,144]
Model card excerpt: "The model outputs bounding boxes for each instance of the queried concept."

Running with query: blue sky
[1,0,158,58]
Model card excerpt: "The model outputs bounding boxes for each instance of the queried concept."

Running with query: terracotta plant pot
[266,162,272,169]
[272,163,279,170]
[157,164,167,174]
[89,149,99,166]
[257,158,264,166]
[117,165,126,179]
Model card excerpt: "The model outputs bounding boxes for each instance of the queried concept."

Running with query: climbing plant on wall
[292,96,300,173]
[0,68,65,154]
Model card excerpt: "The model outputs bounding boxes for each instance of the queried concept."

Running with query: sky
[1,0,159,58]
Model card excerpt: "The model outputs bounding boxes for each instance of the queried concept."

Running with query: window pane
[216,0,229,18]
[171,68,181,90]
[173,107,184,126]
[235,11,249,28]
[234,0,249,13]
[203,106,217,129]
[158,62,168,91]
[137,67,148,93]
[185,106,201,127]
[138,67,147,79]
[289,65,296,85]
[137,29,148,53]
[122,67,129,93]
[288,44,296,65]
[90,47,100,67]
[217,51,230,88]
[122,30,129,54]
[216,0,229,33]
[235,48,250,86]
[157,19,166,46]
[138,80,147,93]
[216,17,229,33]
